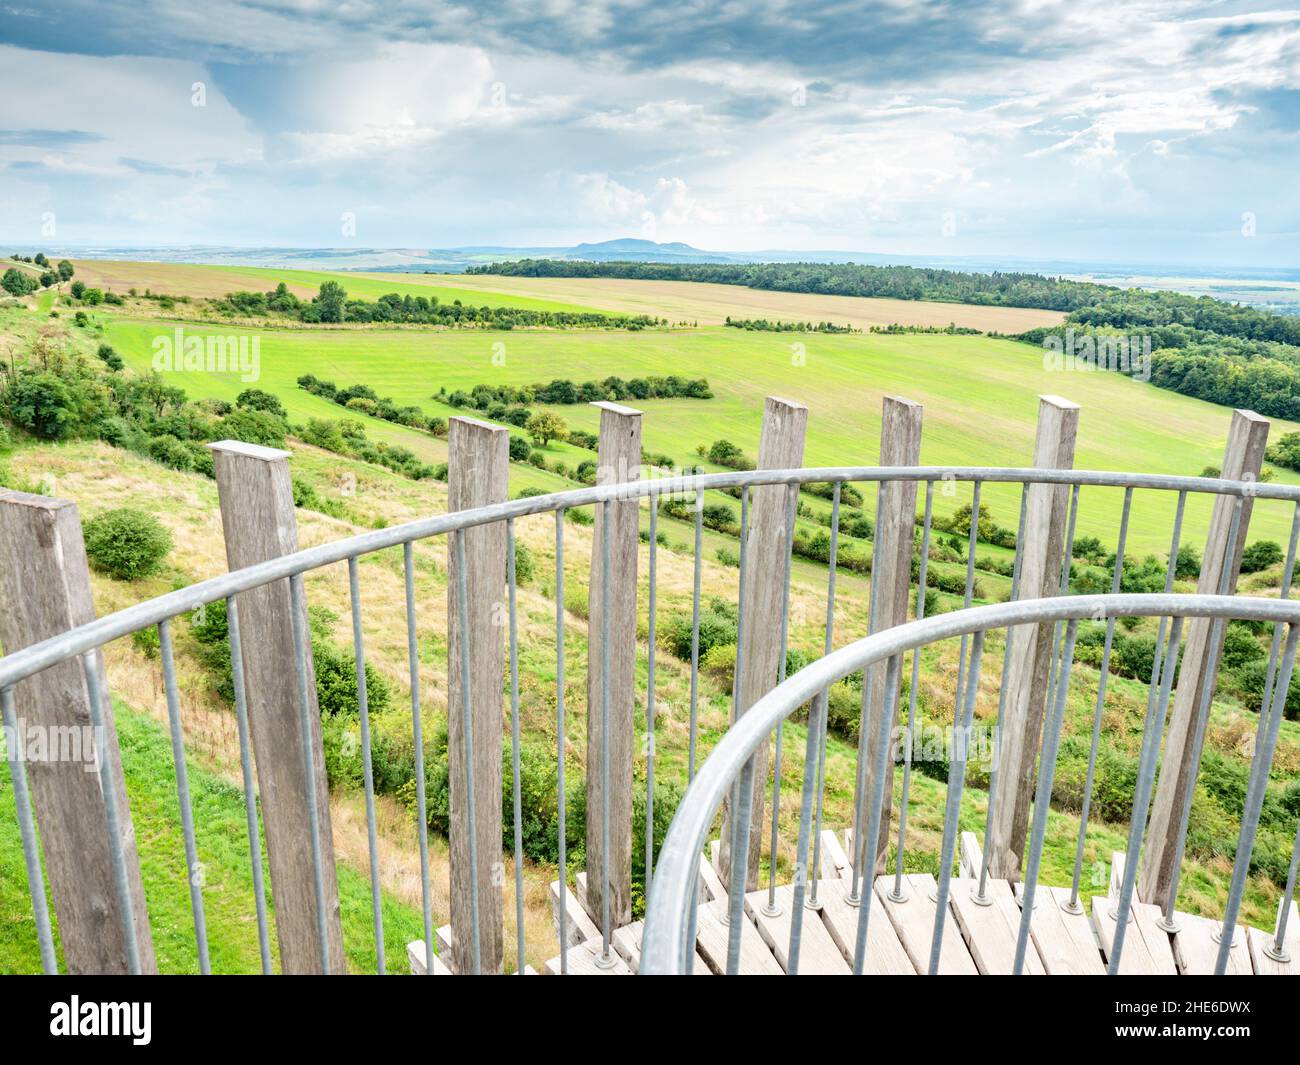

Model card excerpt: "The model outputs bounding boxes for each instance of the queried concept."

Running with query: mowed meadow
[104,313,1300,553]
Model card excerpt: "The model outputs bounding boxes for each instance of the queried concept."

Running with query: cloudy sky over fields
[0,1,1297,265]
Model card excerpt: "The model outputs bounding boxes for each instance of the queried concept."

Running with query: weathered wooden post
[585,401,643,932]
[985,396,1079,880]
[446,416,509,974]
[719,396,808,891]
[0,489,156,974]
[1141,409,1269,905]
[210,440,345,973]
[856,396,924,872]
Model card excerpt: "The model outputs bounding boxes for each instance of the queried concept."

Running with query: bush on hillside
[83,508,172,580]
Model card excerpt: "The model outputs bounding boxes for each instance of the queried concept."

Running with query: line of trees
[216,280,661,330]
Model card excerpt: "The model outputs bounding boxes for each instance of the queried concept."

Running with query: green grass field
[0,700,424,974]
[104,315,1300,553]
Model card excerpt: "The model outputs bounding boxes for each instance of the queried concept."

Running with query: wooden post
[719,396,808,891]
[856,396,923,871]
[585,401,643,931]
[210,440,345,973]
[1141,409,1269,904]
[446,417,509,974]
[985,396,1079,880]
[0,490,156,974]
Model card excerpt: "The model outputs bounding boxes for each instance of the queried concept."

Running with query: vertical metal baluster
[1,684,57,973]
[892,479,933,902]
[807,481,842,909]
[848,519,882,904]
[404,542,434,972]
[1217,623,1300,974]
[787,681,824,973]
[951,481,982,726]
[851,654,903,974]
[159,619,210,974]
[507,519,526,975]
[1045,484,1082,711]
[1258,503,1300,743]
[1106,615,1183,975]
[929,631,985,972]
[765,484,799,912]
[688,487,704,780]
[555,510,569,973]
[976,483,1029,902]
[80,653,142,974]
[346,562,385,974]
[227,597,272,974]
[724,755,757,975]
[288,573,331,974]
[1013,619,1080,975]
[1161,497,1245,930]
[597,500,615,966]
[683,485,705,969]
[1064,485,1137,914]
[1269,815,1300,961]
[453,530,483,975]
[646,502,658,900]
[721,487,751,923]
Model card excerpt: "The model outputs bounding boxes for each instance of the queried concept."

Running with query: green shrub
[1220,622,1266,671]
[1241,540,1283,574]
[83,508,172,580]
[146,433,193,470]
[5,372,79,439]
[663,598,738,660]
[1235,658,1300,719]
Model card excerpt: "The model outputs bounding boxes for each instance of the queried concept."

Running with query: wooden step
[1020,886,1105,975]
[1247,902,1300,976]
[406,940,452,975]
[1169,911,1253,975]
[875,873,979,975]
[947,876,1046,974]
[816,877,915,974]
[611,919,712,974]
[544,939,632,975]
[693,897,784,975]
[744,884,850,974]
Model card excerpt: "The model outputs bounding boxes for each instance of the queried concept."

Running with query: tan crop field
[368,273,1070,332]
[64,258,1067,332]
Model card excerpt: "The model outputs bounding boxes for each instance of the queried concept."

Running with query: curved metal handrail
[0,464,1288,689]
[640,592,1300,975]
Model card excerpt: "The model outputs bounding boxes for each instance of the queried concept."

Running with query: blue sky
[0,1,1297,266]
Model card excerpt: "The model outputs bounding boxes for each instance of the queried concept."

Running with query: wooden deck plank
[1247,903,1300,976]
[694,897,784,975]
[698,847,728,902]
[543,939,633,975]
[948,877,1046,974]
[1170,911,1253,975]
[611,920,713,974]
[550,879,599,946]
[406,940,453,975]
[1091,895,1178,974]
[817,877,916,974]
[744,884,851,974]
[875,873,979,975]
[1021,886,1106,975]
[818,829,854,881]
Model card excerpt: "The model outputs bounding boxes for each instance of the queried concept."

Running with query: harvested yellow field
[384,273,1069,332]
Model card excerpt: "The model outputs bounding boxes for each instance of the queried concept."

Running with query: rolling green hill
[104,316,1300,553]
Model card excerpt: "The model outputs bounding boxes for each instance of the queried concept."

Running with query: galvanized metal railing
[3,462,1299,974]
[641,593,1300,976]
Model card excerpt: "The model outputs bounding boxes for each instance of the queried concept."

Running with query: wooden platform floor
[414,832,1300,975]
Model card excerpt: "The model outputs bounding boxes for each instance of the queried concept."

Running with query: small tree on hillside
[57,260,74,283]
[526,411,567,447]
